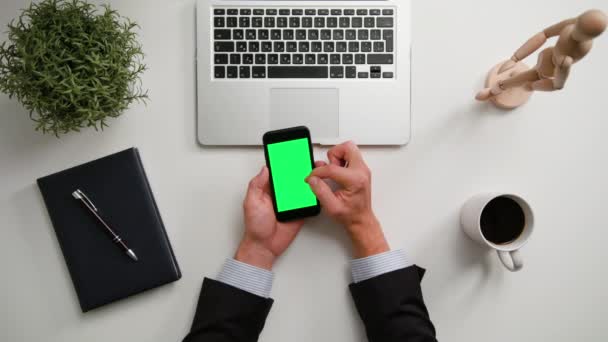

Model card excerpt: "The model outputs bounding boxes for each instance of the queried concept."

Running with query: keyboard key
[308,29,319,40]
[287,42,297,52]
[252,66,266,78]
[246,29,256,40]
[214,54,228,64]
[382,9,394,15]
[294,54,304,64]
[227,9,238,15]
[305,9,316,15]
[321,29,331,40]
[214,9,225,15]
[348,41,359,52]
[358,72,369,78]
[344,9,355,16]
[370,9,381,15]
[271,29,281,40]
[239,17,250,28]
[371,66,381,73]
[268,66,328,78]
[346,66,357,78]
[364,17,375,28]
[268,54,279,64]
[289,17,300,27]
[343,54,353,64]
[302,17,313,28]
[371,72,381,78]
[383,29,394,52]
[296,29,307,40]
[259,29,269,40]
[336,42,347,52]
[355,54,366,64]
[252,17,263,27]
[330,66,344,78]
[249,41,259,52]
[311,42,322,52]
[358,29,369,40]
[277,17,288,27]
[227,17,237,27]
[236,41,247,52]
[227,66,238,78]
[333,29,344,40]
[377,17,394,28]
[361,42,372,52]
[327,17,337,28]
[383,72,394,78]
[253,9,265,15]
[356,9,368,16]
[330,54,341,64]
[352,17,362,28]
[345,30,356,40]
[279,9,290,15]
[239,66,250,78]
[339,17,350,28]
[274,41,285,52]
[373,41,384,52]
[318,9,329,16]
[299,41,310,52]
[284,29,294,40]
[324,42,334,52]
[305,54,316,64]
[214,42,234,52]
[243,54,253,64]
[264,17,275,27]
[214,17,225,27]
[215,65,225,78]
[240,9,251,15]
[214,29,231,40]
[280,54,291,64]
[266,9,277,15]
[230,54,240,64]
[233,29,244,40]
[292,9,303,15]
[367,54,394,64]
[318,54,328,64]
[314,17,325,28]
[371,29,381,40]
[262,41,272,52]
[331,9,342,16]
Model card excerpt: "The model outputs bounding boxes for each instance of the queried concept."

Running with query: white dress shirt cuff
[217,259,274,298]
[350,249,412,283]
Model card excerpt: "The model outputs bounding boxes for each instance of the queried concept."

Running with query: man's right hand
[306,141,389,258]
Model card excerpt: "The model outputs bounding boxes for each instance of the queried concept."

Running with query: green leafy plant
[0,0,148,136]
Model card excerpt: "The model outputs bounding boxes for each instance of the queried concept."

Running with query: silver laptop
[196,1,411,145]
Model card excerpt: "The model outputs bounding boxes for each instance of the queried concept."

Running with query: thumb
[306,176,341,215]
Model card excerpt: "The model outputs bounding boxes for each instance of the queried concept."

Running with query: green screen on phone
[267,138,317,212]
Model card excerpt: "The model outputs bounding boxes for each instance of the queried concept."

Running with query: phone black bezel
[263,126,320,222]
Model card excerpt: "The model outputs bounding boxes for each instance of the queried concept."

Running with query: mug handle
[497,249,523,272]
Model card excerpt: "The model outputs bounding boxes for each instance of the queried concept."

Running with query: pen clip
[72,189,97,212]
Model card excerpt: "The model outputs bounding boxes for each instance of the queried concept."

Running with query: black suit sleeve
[349,266,437,342]
[183,278,273,342]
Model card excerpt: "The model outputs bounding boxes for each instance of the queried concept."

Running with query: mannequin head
[573,9,607,42]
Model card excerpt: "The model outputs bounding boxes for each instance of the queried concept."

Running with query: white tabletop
[2,0,608,341]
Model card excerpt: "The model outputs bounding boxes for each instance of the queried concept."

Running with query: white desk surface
[2,1,608,341]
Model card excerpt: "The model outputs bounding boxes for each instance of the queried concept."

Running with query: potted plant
[0,0,148,136]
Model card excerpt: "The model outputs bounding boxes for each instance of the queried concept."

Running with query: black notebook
[37,148,181,312]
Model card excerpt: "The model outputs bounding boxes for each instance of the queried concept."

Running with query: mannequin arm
[552,56,573,90]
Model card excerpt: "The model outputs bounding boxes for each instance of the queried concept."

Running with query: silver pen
[72,189,138,262]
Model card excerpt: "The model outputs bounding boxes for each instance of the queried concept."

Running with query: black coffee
[480,196,525,245]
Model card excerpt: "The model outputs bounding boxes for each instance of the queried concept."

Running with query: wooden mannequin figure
[476,9,607,109]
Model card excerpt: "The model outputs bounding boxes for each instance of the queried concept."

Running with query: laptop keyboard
[212,7,396,79]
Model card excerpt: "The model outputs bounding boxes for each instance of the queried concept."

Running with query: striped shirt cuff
[217,259,274,298]
[350,249,411,283]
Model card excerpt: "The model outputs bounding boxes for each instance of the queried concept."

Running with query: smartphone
[263,126,320,222]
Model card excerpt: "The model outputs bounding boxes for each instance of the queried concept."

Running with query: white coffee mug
[460,193,534,272]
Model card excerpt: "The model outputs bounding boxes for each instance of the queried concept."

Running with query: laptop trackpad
[270,88,339,140]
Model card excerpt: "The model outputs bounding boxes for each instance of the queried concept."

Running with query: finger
[315,160,327,168]
[308,164,358,187]
[306,176,342,215]
[327,141,365,167]
[247,166,269,196]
